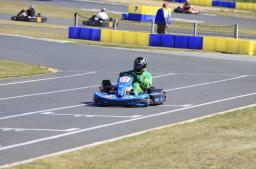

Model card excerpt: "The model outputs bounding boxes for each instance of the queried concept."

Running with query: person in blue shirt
[155,3,170,34]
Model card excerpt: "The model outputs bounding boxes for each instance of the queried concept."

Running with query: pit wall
[68,26,256,56]
[170,0,256,11]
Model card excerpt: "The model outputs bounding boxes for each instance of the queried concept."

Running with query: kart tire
[11,16,17,20]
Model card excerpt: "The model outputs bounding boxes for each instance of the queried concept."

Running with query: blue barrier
[127,13,144,22]
[149,34,162,46]
[143,15,155,22]
[223,1,236,8]
[91,28,101,41]
[68,27,80,39]
[212,1,222,7]
[79,27,92,40]
[174,35,189,49]
[122,13,129,20]
[175,0,186,3]
[161,34,175,48]
[189,36,203,50]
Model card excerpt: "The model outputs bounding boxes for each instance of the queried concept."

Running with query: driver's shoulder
[142,71,152,77]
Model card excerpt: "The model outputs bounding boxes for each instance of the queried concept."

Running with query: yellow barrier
[254,41,256,55]
[236,2,248,10]
[193,0,200,6]
[254,3,256,11]
[101,29,149,46]
[199,0,211,6]
[128,4,171,15]
[227,39,239,54]
[247,3,254,10]
[136,32,149,46]
[111,30,125,44]
[124,31,137,45]
[144,6,159,16]
[239,40,255,56]
[203,36,216,51]
[100,29,112,42]
[128,5,144,14]
[216,37,228,53]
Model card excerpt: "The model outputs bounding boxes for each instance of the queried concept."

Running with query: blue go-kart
[93,74,166,107]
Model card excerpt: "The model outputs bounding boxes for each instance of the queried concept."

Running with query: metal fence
[74,13,254,39]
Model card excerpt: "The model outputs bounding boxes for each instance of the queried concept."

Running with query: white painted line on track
[201,13,216,16]
[40,112,142,118]
[0,72,96,86]
[0,74,246,102]
[159,104,192,107]
[0,85,98,101]
[0,104,86,120]
[2,103,256,169]
[74,0,127,6]
[81,8,123,14]
[0,127,79,132]
[0,75,248,120]
[153,73,176,79]
[0,33,71,44]
[0,92,255,151]
[172,18,204,23]
[165,75,248,92]
[0,72,174,101]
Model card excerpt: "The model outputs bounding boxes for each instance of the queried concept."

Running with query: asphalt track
[4,0,256,29]
[0,34,256,166]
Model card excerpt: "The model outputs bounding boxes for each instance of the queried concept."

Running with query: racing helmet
[29,5,35,9]
[134,57,148,73]
[101,8,106,12]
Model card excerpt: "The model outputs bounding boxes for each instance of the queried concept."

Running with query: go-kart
[11,13,47,23]
[83,17,117,28]
[94,74,166,107]
[174,7,199,14]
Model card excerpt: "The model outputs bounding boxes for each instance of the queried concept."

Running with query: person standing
[155,3,170,34]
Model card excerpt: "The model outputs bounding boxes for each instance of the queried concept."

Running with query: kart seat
[101,80,113,92]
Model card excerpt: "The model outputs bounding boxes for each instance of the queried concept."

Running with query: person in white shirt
[95,8,108,21]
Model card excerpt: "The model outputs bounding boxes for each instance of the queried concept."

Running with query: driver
[27,5,36,17]
[119,57,152,95]
[95,8,108,21]
[183,1,192,11]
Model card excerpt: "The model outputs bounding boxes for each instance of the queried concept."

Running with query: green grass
[236,0,256,2]
[6,106,256,169]
[0,60,55,79]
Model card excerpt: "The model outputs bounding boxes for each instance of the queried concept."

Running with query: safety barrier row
[68,26,256,56]
[203,36,256,56]
[167,0,256,10]
[123,5,172,22]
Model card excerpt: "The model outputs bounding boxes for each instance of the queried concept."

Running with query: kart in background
[174,7,199,14]
[11,13,47,23]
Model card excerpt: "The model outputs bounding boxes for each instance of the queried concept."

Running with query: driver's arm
[138,72,152,89]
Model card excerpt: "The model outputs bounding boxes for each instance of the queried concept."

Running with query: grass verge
[6,106,256,169]
[0,60,56,79]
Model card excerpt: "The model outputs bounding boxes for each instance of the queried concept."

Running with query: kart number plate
[119,76,131,83]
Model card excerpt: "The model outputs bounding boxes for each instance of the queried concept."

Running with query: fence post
[74,12,78,27]
[113,19,118,30]
[193,21,198,36]
[151,19,155,33]
[234,24,239,39]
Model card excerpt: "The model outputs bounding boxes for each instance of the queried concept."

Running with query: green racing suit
[120,70,152,95]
